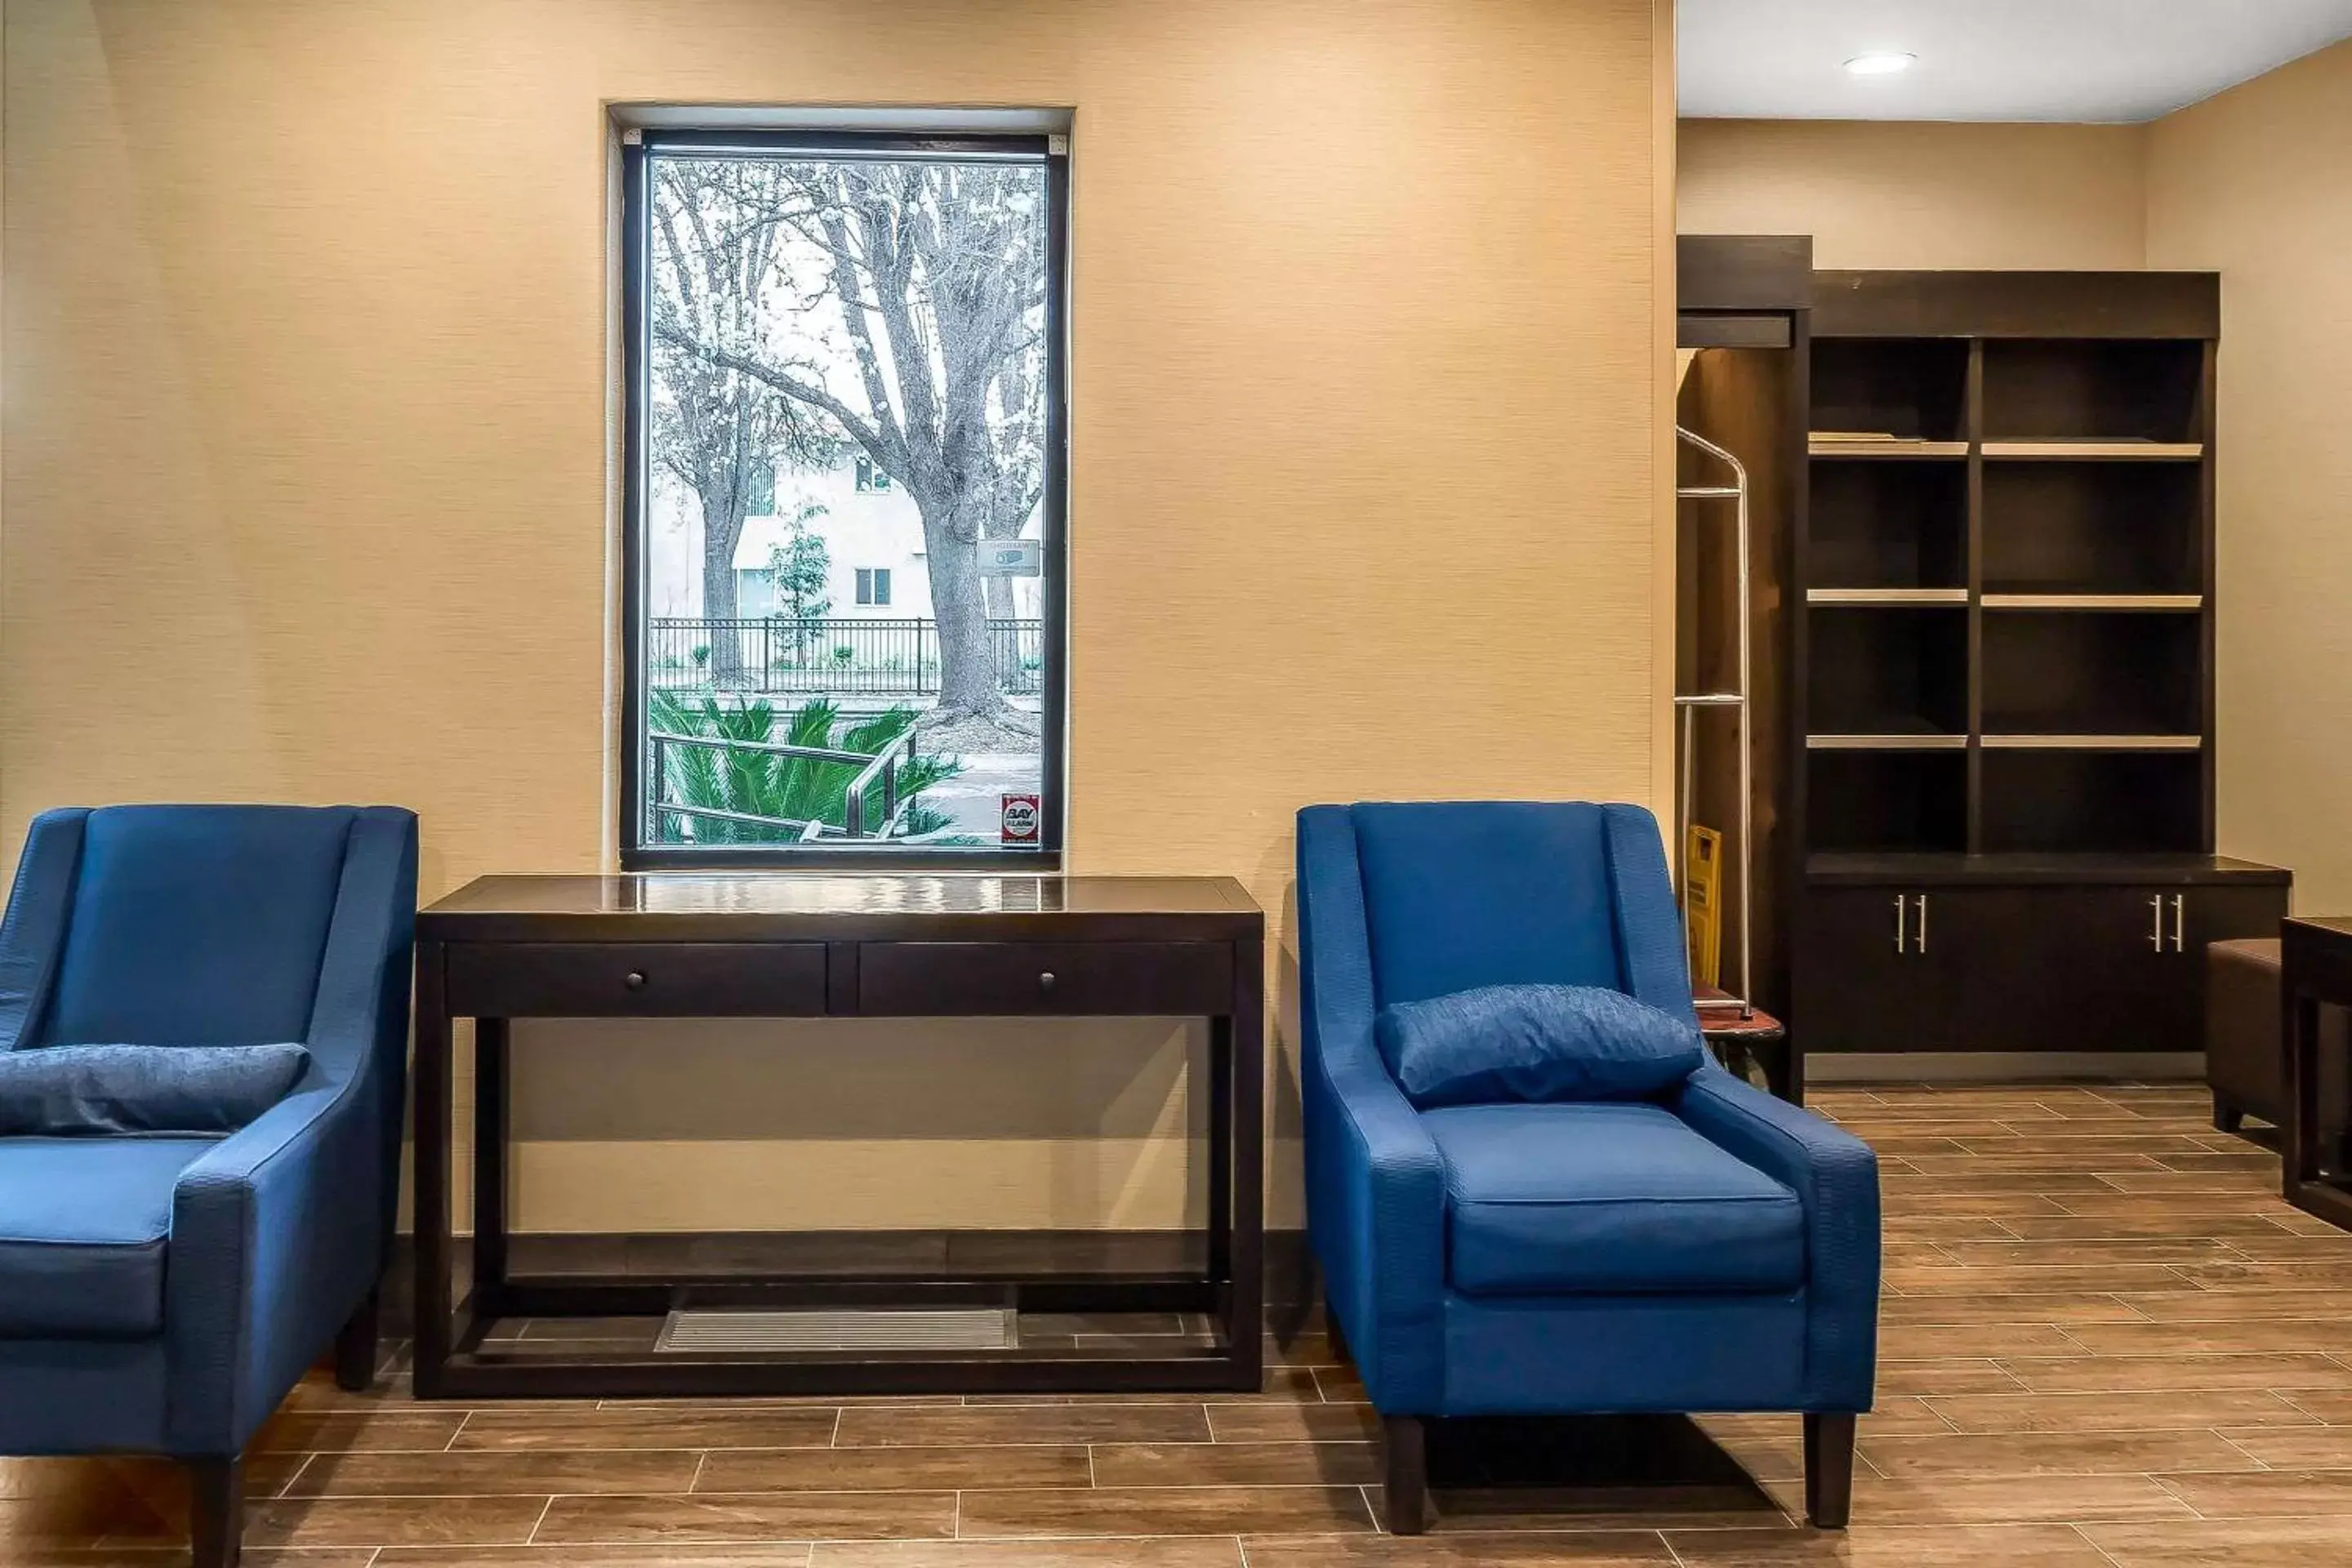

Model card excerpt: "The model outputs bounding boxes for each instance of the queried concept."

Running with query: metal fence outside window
[648,617,1044,697]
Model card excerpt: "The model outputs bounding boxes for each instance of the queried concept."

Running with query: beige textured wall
[2149,41,2352,911]
[2,1,1671,1230]
[1678,118,2149,270]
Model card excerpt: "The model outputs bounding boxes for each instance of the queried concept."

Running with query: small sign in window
[981,540,1043,577]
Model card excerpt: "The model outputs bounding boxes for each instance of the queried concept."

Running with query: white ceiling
[1679,0,2352,122]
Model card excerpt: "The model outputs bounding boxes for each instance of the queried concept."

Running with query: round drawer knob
[624,971,648,991]
[1039,971,1058,990]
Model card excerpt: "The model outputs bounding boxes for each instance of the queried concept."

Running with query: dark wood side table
[412,872,1265,1399]
[1694,984,1797,1102]
[2282,915,2352,1230]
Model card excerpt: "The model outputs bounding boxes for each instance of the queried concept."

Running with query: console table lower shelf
[409,872,1267,1398]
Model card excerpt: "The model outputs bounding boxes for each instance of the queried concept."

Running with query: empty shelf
[1809,587,1968,606]
[1981,439,2204,461]
[1810,434,1970,459]
[1982,593,2204,612]
[1808,733,1968,751]
[1980,733,2203,751]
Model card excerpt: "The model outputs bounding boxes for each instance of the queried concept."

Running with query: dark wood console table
[412,872,1265,1399]
[2283,915,2352,1231]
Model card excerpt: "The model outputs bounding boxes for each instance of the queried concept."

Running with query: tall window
[623,128,1067,865]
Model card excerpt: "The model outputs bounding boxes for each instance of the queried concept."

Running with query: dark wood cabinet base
[1795,858,2287,1058]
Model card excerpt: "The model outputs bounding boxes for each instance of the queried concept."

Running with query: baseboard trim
[1805,1051,2206,1084]
[384,1227,1313,1336]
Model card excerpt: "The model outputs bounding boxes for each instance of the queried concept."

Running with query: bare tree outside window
[648,163,836,689]
[630,133,1062,860]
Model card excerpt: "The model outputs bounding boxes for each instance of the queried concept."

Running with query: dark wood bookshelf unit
[1789,270,2286,1062]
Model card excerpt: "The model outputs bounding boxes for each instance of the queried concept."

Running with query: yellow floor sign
[1685,824,1722,989]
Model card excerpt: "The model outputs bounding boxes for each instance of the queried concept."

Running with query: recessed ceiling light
[1843,51,1916,77]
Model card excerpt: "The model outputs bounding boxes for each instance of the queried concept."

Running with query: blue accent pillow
[1374,983,1704,1108]
[0,1043,312,1136]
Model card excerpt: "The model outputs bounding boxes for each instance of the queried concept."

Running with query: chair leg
[1381,1414,1428,1535]
[189,1454,244,1568]
[335,1286,381,1392]
[1803,1412,1855,1529]
[2212,1093,2246,1135]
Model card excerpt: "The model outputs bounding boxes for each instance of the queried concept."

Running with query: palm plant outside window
[622,129,1067,864]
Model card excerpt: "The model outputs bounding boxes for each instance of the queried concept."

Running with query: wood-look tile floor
[11,1082,2352,1565]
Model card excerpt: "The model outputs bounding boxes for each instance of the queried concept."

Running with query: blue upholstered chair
[0,805,417,1568]
[1296,801,1878,1533]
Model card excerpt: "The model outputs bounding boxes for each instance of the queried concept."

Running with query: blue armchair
[0,805,417,1568]
[1296,801,1878,1532]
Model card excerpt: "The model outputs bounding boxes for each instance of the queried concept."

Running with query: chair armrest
[1305,1036,1449,1411]
[164,1055,385,1452]
[1295,805,1447,1410]
[1677,1067,1880,1410]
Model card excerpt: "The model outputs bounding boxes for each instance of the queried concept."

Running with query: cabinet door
[1942,886,2291,1054]
[2058,886,2286,1054]
[1794,889,1948,1054]
[1942,888,2193,1054]
[1909,889,2064,1054]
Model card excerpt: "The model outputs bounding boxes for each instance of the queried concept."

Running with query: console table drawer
[445,942,828,1017]
[858,941,1232,1016]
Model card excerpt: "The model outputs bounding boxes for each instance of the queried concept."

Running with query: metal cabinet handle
[2172,893,2186,954]
[2149,894,2165,951]
[1039,970,1058,990]
[624,971,648,990]
[1913,894,1928,954]
[1893,896,1908,955]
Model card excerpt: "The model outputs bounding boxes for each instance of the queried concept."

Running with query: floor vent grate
[654,1307,1018,1353]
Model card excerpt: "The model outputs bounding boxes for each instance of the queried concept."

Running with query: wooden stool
[2208,938,2346,1154]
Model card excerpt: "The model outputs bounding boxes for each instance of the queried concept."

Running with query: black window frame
[620,127,1069,870]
